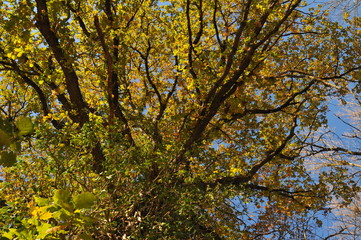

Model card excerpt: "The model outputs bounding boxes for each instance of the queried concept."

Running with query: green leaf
[53,190,73,212]
[78,233,94,240]
[80,215,97,225]
[53,208,72,221]
[36,222,53,239]
[10,141,21,152]
[53,189,70,204]
[0,129,11,147]
[0,119,12,133]
[0,151,17,167]
[73,192,96,209]
[2,228,17,239]
[34,196,50,207]
[15,117,34,136]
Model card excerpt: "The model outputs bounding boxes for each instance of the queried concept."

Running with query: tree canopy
[0,0,360,239]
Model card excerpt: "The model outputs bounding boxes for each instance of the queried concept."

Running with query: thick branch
[94,15,135,146]
[35,0,88,123]
[192,0,204,45]
[186,0,197,79]
[176,1,303,166]
[94,15,116,119]
[64,2,91,38]
[48,82,72,112]
[230,80,316,120]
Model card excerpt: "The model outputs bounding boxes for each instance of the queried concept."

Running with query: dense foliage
[0,0,360,239]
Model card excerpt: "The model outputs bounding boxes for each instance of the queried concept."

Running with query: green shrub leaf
[0,151,17,167]
[73,192,96,209]
[0,129,11,147]
[15,117,34,136]
[53,190,73,211]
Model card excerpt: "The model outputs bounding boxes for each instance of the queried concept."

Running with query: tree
[0,0,360,239]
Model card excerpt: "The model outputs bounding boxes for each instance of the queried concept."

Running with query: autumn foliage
[0,0,360,239]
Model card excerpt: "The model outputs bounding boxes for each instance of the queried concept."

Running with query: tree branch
[94,15,135,146]
[0,56,64,129]
[64,1,91,38]
[35,0,88,124]
[192,0,204,45]
[212,117,297,186]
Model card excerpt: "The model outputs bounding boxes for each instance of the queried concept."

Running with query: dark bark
[35,0,88,124]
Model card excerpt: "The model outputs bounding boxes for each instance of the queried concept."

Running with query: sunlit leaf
[53,190,73,212]
[15,117,34,136]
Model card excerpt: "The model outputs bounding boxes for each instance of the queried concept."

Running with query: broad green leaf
[36,223,53,239]
[34,196,50,207]
[80,215,97,225]
[73,192,96,209]
[53,189,70,204]
[0,119,12,133]
[15,117,34,136]
[53,208,72,221]
[78,233,94,240]
[0,129,11,147]
[53,190,73,211]
[0,151,16,167]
